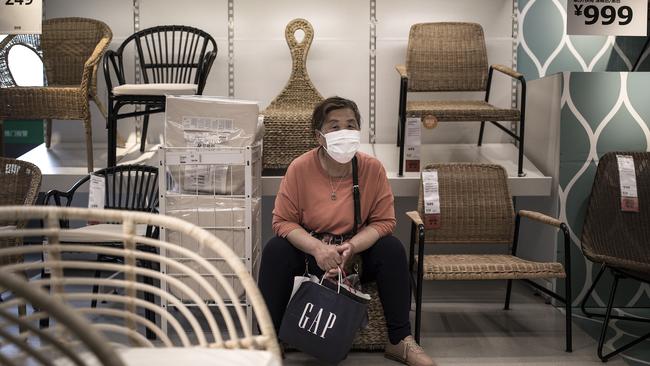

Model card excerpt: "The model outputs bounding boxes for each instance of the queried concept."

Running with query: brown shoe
[384,335,436,366]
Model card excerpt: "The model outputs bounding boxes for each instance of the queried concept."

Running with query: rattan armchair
[0,206,282,365]
[0,270,126,366]
[103,25,217,167]
[406,163,572,351]
[262,18,324,174]
[396,23,526,177]
[579,152,650,362]
[0,17,113,172]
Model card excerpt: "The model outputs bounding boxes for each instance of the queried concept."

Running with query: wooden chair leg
[45,119,52,148]
[84,118,94,172]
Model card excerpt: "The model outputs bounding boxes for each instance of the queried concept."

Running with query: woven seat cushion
[415,254,565,280]
[407,100,520,122]
[112,83,198,96]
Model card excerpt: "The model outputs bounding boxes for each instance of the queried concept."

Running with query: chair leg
[504,279,513,310]
[91,266,102,308]
[597,273,620,362]
[478,121,486,146]
[0,119,4,156]
[107,107,118,168]
[84,117,94,172]
[580,264,606,318]
[140,111,150,153]
[414,230,425,343]
[45,119,52,148]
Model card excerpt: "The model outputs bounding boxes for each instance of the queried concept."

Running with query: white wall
[36,0,514,147]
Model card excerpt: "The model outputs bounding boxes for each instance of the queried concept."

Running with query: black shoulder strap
[352,156,361,235]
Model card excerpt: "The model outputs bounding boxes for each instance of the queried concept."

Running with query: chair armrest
[491,64,524,81]
[518,210,562,228]
[197,50,217,94]
[405,211,423,226]
[103,50,125,93]
[395,64,408,79]
[43,189,74,207]
[81,33,113,91]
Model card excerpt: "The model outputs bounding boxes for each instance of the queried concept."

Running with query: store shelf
[263,143,552,197]
[21,141,551,197]
[18,141,160,192]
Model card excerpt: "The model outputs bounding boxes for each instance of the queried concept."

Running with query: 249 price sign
[0,0,41,34]
[567,0,647,36]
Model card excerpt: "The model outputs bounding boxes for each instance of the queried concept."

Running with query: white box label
[0,0,42,34]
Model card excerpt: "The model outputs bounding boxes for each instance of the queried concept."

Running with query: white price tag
[616,155,639,212]
[88,174,106,210]
[0,0,42,34]
[405,117,421,172]
[422,170,441,228]
[179,151,201,164]
[567,0,647,36]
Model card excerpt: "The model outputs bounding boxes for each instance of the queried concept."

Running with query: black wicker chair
[103,26,217,167]
[43,164,159,335]
[579,151,650,362]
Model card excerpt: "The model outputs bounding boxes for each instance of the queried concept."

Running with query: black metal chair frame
[408,210,572,352]
[103,25,217,167]
[580,265,650,361]
[397,67,527,178]
[42,164,159,337]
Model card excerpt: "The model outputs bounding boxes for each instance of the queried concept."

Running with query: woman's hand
[326,242,354,277]
[313,243,342,272]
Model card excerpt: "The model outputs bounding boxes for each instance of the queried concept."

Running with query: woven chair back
[262,18,324,170]
[581,152,650,273]
[418,163,514,244]
[0,206,281,358]
[0,34,41,87]
[406,22,488,92]
[117,25,217,86]
[0,270,126,366]
[266,18,323,110]
[0,158,41,267]
[41,17,111,86]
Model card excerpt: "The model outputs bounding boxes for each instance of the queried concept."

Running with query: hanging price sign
[567,0,647,36]
[0,0,42,34]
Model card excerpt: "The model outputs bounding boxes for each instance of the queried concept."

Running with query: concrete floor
[284,281,646,366]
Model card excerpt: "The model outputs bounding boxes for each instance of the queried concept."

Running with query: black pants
[258,235,412,345]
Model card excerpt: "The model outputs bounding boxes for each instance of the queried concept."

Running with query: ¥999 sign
[567,0,648,36]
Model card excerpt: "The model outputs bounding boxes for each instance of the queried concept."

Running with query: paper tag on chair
[422,170,441,228]
[88,174,106,209]
[616,155,639,212]
[405,117,421,172]
[88,174,106,225]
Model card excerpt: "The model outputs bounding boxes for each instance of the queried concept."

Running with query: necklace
[328,174,345,200]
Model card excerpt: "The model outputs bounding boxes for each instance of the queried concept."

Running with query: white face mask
[319,129,361,164]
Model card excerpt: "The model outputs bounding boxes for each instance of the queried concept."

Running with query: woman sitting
[259,96,435,366]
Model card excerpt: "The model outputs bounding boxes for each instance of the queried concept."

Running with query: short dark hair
[311,96,361,132]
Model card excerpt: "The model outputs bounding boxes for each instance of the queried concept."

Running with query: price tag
[422,170,441,229]
[0,0,42,34]
[179,151,201,164]
[616,155,639,212]
[88,174,106,210]
[405,117,421,172]
[567,0,647,36]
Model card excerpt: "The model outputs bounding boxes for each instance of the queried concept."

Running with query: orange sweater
[272,148,396,237]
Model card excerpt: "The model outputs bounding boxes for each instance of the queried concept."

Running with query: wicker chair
[0,206,282,365]
[262,18,324,174]
[0,17,113,172]
[396,23,526,177]
[103,26,217,167]
[579,152,650,362]
[406,163,572,351]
